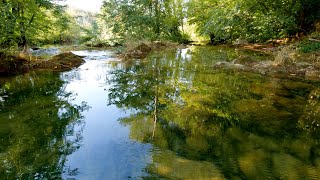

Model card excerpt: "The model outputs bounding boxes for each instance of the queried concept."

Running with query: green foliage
[0,0,55,47]
[101,0,187,43]
[187,0,320,43]
[298,40,320,53]
[0,0,88,48]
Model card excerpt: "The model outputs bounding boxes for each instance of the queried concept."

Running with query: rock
[233,38,248,46]
[36,52,85,71]
[273,46,297,66]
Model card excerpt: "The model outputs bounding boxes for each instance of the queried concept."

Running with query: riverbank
[120,36,320,80]
[0,37,319,79]
[0,51,85,76]
[230,38,320,80]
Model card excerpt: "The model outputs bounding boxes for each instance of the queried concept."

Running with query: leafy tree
[0,0,74,48]
[187,0,320,43]
[101,0,187,42]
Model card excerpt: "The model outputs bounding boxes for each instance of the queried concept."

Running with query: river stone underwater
[0,46,320,179]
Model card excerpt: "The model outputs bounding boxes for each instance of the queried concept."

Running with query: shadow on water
[0,71,89,179]
[108,46,320,179]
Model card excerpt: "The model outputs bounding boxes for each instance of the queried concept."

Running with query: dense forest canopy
[187,0,320,43]
[0,0,65,48]
[0,0,106,49]
[0,0,319,48]
[101,0,186,43]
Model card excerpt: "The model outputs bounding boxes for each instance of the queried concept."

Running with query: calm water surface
[0,47,320,179]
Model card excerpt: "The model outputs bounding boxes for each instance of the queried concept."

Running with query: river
[0,46,320,179]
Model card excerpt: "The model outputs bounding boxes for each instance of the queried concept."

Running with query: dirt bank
[0,52,85,76]
[0,52,30,75]
[33,52,85,71]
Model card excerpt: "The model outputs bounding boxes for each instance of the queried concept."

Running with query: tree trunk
[209,33,215,44]
[154,0,160,38]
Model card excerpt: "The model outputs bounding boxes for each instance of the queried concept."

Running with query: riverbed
[0,46,320,179]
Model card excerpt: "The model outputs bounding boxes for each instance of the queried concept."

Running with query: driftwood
[309,38,320,42]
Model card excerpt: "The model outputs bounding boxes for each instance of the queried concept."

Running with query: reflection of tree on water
[108,51,187,141]
[0,72,89,179]
[108,47,320,179]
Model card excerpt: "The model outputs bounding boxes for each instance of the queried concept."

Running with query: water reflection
[0,72,89,179]
[108,46,320,179]
[0,46,319,179]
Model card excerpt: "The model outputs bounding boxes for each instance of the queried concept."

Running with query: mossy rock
[35,52,85,71]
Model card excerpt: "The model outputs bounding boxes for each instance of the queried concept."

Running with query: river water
[0,46,320,179]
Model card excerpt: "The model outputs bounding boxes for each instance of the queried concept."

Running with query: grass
[297,40,320,53]
[297,32,320,53]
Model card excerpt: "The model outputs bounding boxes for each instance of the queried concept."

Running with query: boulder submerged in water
[35,52,85,71]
